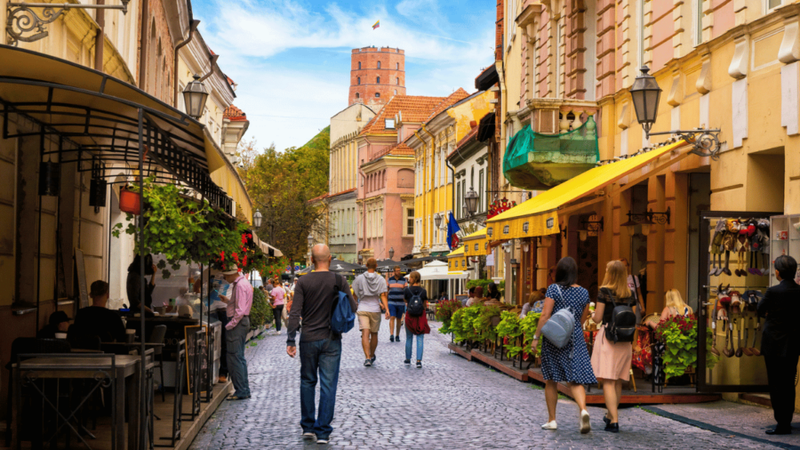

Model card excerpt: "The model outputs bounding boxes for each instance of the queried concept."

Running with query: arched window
[377,61,381,69]
[355,93,360,99]
[375,92,380,98]
[396,77,399,85]
[396,62,399,70]
[358,61,361,70]
[376,76,380,84]
[357,77,360,85]
[394,90,397,95]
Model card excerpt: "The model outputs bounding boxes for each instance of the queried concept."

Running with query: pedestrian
[218,264,253,401]
[404,271,430,368]
[531,256,596,434]
[286,244,357,445]
[590,260,638,433]
[271,280,286,335]
[387,266,407,343]
[659,289,693,321]
[757,255,800,435]
[126,254,156,316]
[352,258,389,366]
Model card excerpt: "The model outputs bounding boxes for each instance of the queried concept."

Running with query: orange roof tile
[360,95,448,136]
[425,88,470,122]
[370,143,415,161]
[224,105,247,122]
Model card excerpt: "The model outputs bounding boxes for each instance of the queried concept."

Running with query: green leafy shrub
[249,287,274,330]
[436,299,463,334]
[506,312,541,358]
[654,314,717,380]
[474,305,501,341]
[451,305,483,343]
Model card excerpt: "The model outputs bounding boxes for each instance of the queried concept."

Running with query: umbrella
[376,259,408,273]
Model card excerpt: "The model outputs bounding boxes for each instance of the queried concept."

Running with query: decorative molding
[617,102,630,130]
[667,71,683,106]
[696,53,712,94]
[728,34,749,79]
[779,17,800,64]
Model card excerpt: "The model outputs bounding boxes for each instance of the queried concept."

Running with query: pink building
[356,95,450,261]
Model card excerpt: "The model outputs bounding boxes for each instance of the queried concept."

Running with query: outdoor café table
[12,354,143,450]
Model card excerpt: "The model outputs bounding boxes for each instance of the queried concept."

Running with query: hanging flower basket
[119,185,141,215]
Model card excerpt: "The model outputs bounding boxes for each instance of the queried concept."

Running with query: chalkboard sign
[75,248,89,308]
[184,325,209,395]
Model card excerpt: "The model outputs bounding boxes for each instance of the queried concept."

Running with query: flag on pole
[372,20,380,30]
[446,212,461,250]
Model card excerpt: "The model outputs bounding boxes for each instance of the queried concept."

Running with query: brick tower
[349,47,406,108]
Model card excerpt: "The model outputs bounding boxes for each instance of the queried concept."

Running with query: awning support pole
[137,107,147,450]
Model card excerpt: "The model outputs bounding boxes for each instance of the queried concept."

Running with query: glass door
[769,215,800,287]
[696,211,779,393]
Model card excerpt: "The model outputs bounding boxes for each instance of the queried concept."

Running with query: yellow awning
[487,140,690,241]
[204,135,253,221]
[462,227,489,257]
[447,246,465,258]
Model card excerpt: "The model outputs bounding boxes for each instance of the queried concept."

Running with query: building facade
[348,47,406,108]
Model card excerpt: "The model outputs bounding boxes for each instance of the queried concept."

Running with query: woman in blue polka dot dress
[532,256,596,434]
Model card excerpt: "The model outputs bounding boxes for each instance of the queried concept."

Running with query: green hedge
[249,288,274,329]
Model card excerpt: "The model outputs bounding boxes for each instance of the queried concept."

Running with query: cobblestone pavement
[190,319,781,449]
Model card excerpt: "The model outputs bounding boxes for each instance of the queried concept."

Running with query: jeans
[273,305,284,331]
[226,316,250,397]
[299,338,342,439]
[405,327,424,361]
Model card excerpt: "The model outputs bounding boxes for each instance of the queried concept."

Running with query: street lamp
[389,247,394,260]
[307,234,314,248]
[183,74,210,119]
[630,66,721,158]
[253,209,263,228]
[434,213,442,229]
[465,187,479,216]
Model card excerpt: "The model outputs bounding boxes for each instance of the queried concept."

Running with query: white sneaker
[316,438,328,444]
[579,410,591,434]
[541,420,558,430]
[302,432,315,439]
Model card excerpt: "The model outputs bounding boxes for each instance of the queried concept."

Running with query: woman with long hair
[590,260,638,432]
[404,271,430,368]
[520,289,546,318]
[531,257,596,434]
[661,289,693,320]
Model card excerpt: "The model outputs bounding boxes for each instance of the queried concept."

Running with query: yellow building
[408,90,495,259]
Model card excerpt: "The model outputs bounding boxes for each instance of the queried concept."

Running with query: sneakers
[416,361,422,369]
[579,410,591,434]
[541,420,558,430]
[370,355,376,365]
[404,359,411,365]
[390,335,395,342]
[316,438,329,444]
[604,423,619,433]
[364,359,372,367]
[302,432,316,439]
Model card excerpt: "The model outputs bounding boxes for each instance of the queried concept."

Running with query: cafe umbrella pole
[138,108,147,450]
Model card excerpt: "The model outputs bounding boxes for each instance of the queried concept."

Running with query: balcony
[505,104,599,190]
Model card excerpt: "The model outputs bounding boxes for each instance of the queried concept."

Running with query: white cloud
[197,0,494,151]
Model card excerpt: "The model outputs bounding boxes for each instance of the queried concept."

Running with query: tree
[238,128,330,263]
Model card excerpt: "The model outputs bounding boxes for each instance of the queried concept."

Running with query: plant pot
[119,186,141,214]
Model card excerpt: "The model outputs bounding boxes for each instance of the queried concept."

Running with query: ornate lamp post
[253,210,263,228]
[183,75,210,120]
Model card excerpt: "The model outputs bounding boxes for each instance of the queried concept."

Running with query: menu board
[184,325,209,395]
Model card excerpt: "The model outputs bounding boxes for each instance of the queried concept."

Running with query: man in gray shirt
[286,244,357,444]
[352,258,389,367]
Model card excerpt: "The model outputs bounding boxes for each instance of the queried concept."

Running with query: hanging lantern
[89,178,107,207]
[38,161,60,196]
[119,185,141,214]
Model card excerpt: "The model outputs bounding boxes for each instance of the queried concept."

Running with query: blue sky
[192,0,496,152]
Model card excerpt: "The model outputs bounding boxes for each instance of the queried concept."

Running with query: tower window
[377,61,381,69]
[357,77,361,85]
[396,62,399,70]
[376,76,380,84]
[396,77,399,85]
[358,61,361,70]
[375,93,380,98]
[356,93,360,99]
[394,90,397,95]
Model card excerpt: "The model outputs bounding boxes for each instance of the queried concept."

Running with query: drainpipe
[138,0,149,88]
[94,0,104,71]
[199,53,220,83]
[173,19,201,107]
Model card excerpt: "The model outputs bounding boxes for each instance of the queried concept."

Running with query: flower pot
[119,186,141,214]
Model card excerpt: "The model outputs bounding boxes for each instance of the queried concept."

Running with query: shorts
[388,303,405,318]
[357,311,382,333]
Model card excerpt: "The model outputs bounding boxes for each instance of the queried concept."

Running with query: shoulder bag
[540,285,575,349]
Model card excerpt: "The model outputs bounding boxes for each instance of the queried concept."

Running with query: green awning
[503,116,599,190]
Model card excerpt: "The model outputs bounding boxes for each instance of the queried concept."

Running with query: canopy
[487,140,691,241]
[251,230,283,257]
[462,227,489,257]
[376,259,408,273]
[410,260,468,281]
[447,246,468,272]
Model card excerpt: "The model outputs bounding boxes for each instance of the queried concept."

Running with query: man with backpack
[286,244,357,444]
[352,258,389,367]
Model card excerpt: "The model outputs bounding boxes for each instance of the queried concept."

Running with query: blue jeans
[405,327,424,361]
[226,316,250,397]
[299,338,342,439]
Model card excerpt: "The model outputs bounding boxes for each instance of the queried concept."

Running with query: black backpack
[602,288,637,343]
[407,288,425,317]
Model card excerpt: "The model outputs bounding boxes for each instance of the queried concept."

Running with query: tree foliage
[237,128,330,263]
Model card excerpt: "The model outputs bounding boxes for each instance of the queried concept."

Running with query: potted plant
[654,314,718,381]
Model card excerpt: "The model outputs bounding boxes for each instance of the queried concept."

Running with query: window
[396,77,400,85]
[375,92,380,98]
[358,61,361,69]
[478,169,485,213]
[396,62,399,70]
[768,0,782,10]
[456,180,462,219]
[357,77,361,85]
[694,0,702,45]
[377,76,380,84]
[377,61,381,69]
[355,93,360,99]
[385,118,395,129]
[394,90,397,95]
[406,209,414,236]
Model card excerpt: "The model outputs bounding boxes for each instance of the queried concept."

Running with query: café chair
[148,325,168,401]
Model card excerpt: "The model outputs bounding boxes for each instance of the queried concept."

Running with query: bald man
[286,244,357,444]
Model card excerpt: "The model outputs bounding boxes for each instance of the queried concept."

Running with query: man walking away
[387,266,407,342]
[219,264,253,401]
[287,244,357,445]
[352,258,389,366]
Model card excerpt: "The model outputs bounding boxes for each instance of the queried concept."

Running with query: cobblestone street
[190,321,784,449]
